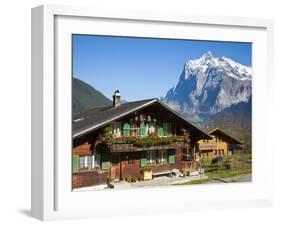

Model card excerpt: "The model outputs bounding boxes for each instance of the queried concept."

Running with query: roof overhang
[73,99,157,138]
[208,128,242,144]
[73,99,212,140]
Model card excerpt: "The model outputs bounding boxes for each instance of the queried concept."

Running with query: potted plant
[106,177,114,189]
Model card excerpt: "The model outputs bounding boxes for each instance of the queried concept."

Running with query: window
[123,123,130,136]
[84,156,88,168]
[79,155,97,169]
[148,122,156,136]
[94,154,101,168]
[163,122,172,136]
[168,149,175,164]
[130,122,138,136]
[111,154,119,165]
[88,156,92,168]
[113,122,122,137]
[147,151,156,164]
[157,150,167,163]
[128,159,135,164]
[187,148,192,157]
[128,157,135,164]
[79,156,85,169]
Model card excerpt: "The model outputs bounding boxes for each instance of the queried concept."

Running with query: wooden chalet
[72,90,211,189]
[197,128,242,159]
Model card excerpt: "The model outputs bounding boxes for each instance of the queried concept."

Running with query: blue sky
[73,35,252,101]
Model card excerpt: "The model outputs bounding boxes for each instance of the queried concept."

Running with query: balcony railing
[198,144,217,150]
[110,143,184,152]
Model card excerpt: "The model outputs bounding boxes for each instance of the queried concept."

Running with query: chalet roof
[73,98,211,139]
[208,128,242,144]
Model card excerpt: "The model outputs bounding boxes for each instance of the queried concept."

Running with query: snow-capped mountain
[162,51,252,122]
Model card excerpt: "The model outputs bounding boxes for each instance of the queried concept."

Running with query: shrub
[107,183,114,189]
[131,177,137,182]
[212,156,223,164]
[182,170,191,177]
[200,153,252,174]
[106,177,114,189]
[124,175,133,183]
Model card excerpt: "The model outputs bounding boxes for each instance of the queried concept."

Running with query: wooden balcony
[198,143,217,150]
[109,142,188,153]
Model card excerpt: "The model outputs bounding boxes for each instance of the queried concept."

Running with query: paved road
[207,174,252,184]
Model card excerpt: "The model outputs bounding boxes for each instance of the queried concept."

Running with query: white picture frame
[31,4,274,221]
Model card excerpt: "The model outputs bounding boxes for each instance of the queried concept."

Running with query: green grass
[174,153,252,186]
[207,168,251,179]
[174,168,251,185]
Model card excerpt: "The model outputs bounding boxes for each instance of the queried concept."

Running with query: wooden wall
[73,142,92,156]
[73,133,96,156]
[72,132,198,188]
[198,136,229,158]
[120,147,184,179]
[120,152,141,179]
[72,170,109,189]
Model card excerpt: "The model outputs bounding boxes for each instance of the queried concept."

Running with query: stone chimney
[113,90,121,107]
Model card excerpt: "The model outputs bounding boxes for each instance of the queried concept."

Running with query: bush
[124,175,133,182]
[211,156,223,164]
[182,170,191,177]
[199,153,252,174]
[107,183,114,189]
[106,177,114,189]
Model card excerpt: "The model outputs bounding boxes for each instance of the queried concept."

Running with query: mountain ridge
[72,78,112,114]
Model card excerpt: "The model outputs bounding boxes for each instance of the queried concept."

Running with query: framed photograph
[31,4,274,221]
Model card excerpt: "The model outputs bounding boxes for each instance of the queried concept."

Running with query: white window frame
[158,150,167,163]
[113,121,122,137]
[79,155,94,169]
[79,156,85,169]
[147,151,156,164]
[94,153,101,168]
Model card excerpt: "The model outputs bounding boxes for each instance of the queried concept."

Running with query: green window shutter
[168,150,175,164]
[72,155,80,173]
[158,126,164,137]
[101,153,109,170]
[140,152,147,168]
[123,123,130,137]
[163,123,167,136]
[140,122,146,137]
[101,161,109,170]
[163,123,172,136]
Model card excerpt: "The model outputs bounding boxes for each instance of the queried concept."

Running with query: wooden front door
[110,153,121,181]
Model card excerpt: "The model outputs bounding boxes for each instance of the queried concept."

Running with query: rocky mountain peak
[163,52,252,122]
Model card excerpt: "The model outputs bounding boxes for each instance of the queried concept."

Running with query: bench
[152,170,171,177]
